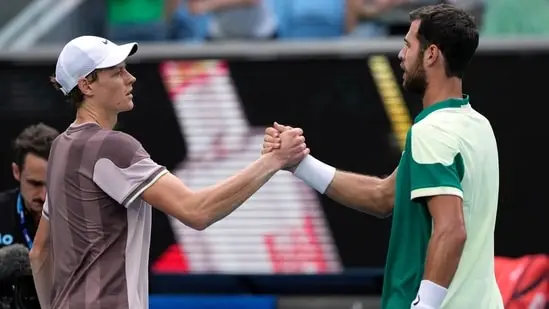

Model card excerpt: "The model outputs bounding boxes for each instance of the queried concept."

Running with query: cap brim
[96,42,138,69]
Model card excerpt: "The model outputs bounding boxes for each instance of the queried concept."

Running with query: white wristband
[411,280,448,309]
[293,155,336,194]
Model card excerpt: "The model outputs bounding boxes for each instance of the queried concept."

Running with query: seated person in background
[187,0,278,40]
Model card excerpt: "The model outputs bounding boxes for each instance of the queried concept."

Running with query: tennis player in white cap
[29,35,309,309]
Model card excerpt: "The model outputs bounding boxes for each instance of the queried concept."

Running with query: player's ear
[424,44,439,67]
[77,77,94,96]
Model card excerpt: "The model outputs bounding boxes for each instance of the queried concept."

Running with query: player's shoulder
[95,130,148,168]
[419,107,460,125]
[102,130,142,149]
[411,114,460,147]
[411,116,445,136]
[413,104,473,136]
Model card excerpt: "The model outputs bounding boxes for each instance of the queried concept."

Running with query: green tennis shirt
[381,95,503,309]
[107,0,164,24]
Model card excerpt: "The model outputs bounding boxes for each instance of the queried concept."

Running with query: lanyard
[16,194,33,249]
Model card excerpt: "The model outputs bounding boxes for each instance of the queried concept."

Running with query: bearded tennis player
[263,4,503,309]
[28,35,309,309]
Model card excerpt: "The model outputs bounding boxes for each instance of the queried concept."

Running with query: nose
[127,72,136,85]
[398,49,404,61]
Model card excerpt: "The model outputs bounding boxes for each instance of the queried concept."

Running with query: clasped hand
[261,122,306,171]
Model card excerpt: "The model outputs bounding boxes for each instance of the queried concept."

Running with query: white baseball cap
[55,36,138,95]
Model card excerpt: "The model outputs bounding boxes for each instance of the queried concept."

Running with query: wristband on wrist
[411,280,448,309]
[293,155,336,194]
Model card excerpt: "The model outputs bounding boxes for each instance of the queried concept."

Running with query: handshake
[260,121,336,194]
[260,122,309,171]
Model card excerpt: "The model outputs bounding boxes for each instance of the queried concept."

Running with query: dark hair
[409,4,479,78]
[49,70,101,109]
[13,123,60,168]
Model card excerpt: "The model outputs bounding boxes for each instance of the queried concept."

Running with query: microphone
[0,244,39,309]
[0,244,31,284]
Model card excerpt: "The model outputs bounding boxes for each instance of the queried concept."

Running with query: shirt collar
[414,94,470,123]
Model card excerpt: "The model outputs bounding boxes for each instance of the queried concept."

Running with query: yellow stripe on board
[368,55,412,151]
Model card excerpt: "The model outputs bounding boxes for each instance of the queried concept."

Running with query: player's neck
[422,77,463,109]
[75,101,118,130]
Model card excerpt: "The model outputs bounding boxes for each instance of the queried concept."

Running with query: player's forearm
[325,171,393,217]
[423,226,467,287]
[190,153,280,229]
[29,248,53,309]
[412,229,465,308]
[293,155,393,217]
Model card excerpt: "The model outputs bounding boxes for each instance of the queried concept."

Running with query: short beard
[403,60,427,96]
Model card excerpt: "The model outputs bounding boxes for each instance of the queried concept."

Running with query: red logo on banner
[264,215,328,273]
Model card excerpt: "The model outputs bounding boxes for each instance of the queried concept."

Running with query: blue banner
[149,295,276,309]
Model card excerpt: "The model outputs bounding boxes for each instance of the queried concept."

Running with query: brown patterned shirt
[43,122,167,309]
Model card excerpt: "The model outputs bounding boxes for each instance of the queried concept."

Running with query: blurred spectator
[169,1,211,42]
[276,0,345,39]
[186,0,277,40]
[106,0,180,42]
[481,0,549,37]
[345,0,409,38]
[443,0,484,29]
[367,0,439,36]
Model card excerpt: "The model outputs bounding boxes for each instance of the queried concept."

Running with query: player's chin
[118,100,135,112]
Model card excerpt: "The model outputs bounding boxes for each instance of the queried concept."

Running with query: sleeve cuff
[121,167,168,207]
[411,186,463,201]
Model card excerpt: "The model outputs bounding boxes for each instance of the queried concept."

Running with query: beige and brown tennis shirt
[42,122,167,309]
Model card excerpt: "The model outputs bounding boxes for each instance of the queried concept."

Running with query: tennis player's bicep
[142,172,208,230]
[427,195,466,234]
